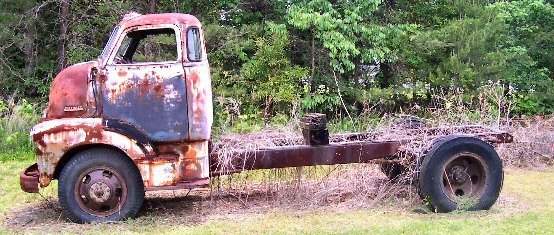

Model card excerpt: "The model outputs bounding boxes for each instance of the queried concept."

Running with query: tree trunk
[57,0,70,72]
[310,31,315,88]
[143,0,157,60]
[379,62,392,89]
[148,0,157,13]
[23,21,37,76]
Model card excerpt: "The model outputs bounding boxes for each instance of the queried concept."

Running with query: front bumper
[20,163,39,193]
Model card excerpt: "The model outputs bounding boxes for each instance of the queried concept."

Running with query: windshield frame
[98,26,121,63]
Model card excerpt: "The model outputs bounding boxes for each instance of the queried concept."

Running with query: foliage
[65,1,134,65]
[382,0,554,116]
[237,22,308,117]
[287,0,387,73]
[0,98,39,161]
[0,0,553,124]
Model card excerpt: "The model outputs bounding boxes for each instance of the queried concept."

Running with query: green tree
[287,0,396,74]
[225,23,308,118]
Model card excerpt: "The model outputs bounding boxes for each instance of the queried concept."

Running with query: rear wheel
[419,136,503,212]
[58,148,144,223]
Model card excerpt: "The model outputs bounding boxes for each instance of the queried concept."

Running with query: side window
[113,27,178,64]
[187,27,203,62]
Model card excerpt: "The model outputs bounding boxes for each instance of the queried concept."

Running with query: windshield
[99,26,120,62]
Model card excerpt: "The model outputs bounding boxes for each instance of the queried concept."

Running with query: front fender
[32,118,155,187]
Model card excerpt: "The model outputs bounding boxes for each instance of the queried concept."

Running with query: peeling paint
[29,14,213,190]
[31,118,152,187]
[135,141,209,188]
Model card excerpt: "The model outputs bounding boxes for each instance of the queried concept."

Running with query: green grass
[0,159,58,216]
[1,160,553,234]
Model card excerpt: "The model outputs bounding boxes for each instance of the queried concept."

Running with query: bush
[0,98,40,162]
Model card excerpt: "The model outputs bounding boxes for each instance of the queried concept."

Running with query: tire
[418,136,503,212]
[58,148,145,223]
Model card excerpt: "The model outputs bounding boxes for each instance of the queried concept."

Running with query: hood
[44,61,98,120]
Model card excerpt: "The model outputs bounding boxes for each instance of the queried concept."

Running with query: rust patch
[137,75,153,97]
[118,13,202,30]
[185,66,213,141]
[191,71,200,90]
[210,141,402,175]
[45,61,98,120]
[135,141,208,187]
[118,70,128,77]
[153,84,163,94]
[32,123,102,143]
[35,148,43,156]
[31,118,151,188]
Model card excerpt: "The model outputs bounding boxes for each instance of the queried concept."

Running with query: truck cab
[20,13,213,223]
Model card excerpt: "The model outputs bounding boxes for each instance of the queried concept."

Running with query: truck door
[101,25,189,142]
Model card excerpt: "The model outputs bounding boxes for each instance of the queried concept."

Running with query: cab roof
[118,13,202,28]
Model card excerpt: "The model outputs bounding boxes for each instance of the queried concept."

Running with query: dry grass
[5,169,554,234]
[207,113,549,213]
[3,115,554,232]
[210,165,417,211]
[498,117,554,168]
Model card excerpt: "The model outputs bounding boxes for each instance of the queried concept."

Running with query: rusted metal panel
[29,13,213,192]
[182,22,212,141]
[101,63,189,142]
[210,141,402,175]
[32,117,210,189]
[118,13,201,30]
[20,163,39,193]
[136,141,210,188]
[99,22,190,142]
[31,118,154,187]
[44,61,98,120]
[184,64,213,141]
[97,13,212,142]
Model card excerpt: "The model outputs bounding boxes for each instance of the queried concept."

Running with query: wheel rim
[74,165,128,217]
[441,152,488,201]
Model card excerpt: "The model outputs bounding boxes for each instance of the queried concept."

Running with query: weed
[0,97,40,162]
[454,196,480,211]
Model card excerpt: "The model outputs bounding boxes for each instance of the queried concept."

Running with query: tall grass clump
[0,97,40,162]
[498,117,554,169]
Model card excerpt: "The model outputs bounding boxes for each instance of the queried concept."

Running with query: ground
[1,159,553,234]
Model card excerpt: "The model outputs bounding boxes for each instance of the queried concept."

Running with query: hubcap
[449,166,468,185]
[89,182,111,203]
[441,152,487,200]
[74,166,127,217]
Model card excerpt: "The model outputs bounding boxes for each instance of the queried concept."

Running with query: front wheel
[419,136,503,212]
[58,148,144,223]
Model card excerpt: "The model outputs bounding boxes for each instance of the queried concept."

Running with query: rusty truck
[19,13,513,223]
